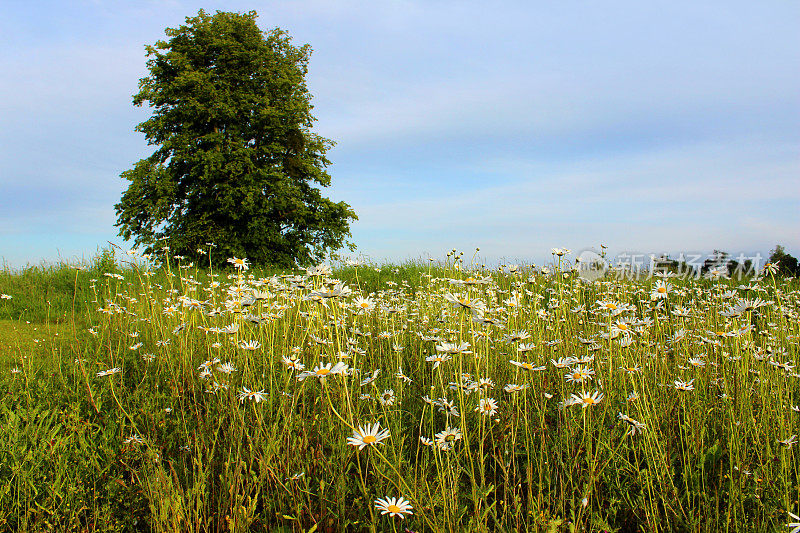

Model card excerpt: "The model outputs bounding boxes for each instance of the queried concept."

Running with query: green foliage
[769,244,799,276]
[0,247,122,323]
[92,246,119,274]
[0,359,149,531]
[1,257,797,531]
[115,10,356,268]
[0,264,83,323]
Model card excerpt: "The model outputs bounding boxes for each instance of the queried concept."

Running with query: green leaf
[116,10,356,267]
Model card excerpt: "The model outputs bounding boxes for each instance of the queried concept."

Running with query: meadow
[0,248,797,532]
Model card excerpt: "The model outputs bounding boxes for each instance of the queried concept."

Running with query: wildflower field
[0,250,798,532]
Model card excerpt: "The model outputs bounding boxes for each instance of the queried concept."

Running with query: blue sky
[1,0,798,268]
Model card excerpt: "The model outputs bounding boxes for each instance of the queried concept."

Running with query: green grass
[0,319,73,349]
[0,248,119,324]
[0,253,797,532]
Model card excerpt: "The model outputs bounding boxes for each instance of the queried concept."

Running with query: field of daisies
[0,249,798,532]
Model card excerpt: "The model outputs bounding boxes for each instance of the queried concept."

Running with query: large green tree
[116,10,356,267]
[768,244,799,276]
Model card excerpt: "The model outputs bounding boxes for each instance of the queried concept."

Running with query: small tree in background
[700,250,738,277]
[115,10,356,267]
[768,244,799,276]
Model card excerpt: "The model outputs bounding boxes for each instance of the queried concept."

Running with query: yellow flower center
[606,303,617,310]
[583,397,594,404]
[360,302,370,308]
[573,373,582,380]
[363,435,376,444]
[617,323,628,330]
[657,287,666,293]
[316,368,330,375]
[387,505,401,513]
[522,363,533,370]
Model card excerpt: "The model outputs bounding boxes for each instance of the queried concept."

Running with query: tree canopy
[115,10,356,267]
[769,244,799,276]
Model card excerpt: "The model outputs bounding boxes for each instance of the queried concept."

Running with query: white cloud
[345,137,800,261]
[1,0,797,266]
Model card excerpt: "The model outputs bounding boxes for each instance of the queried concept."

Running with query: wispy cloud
[342,138,799,261]
[0,0,797,266]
